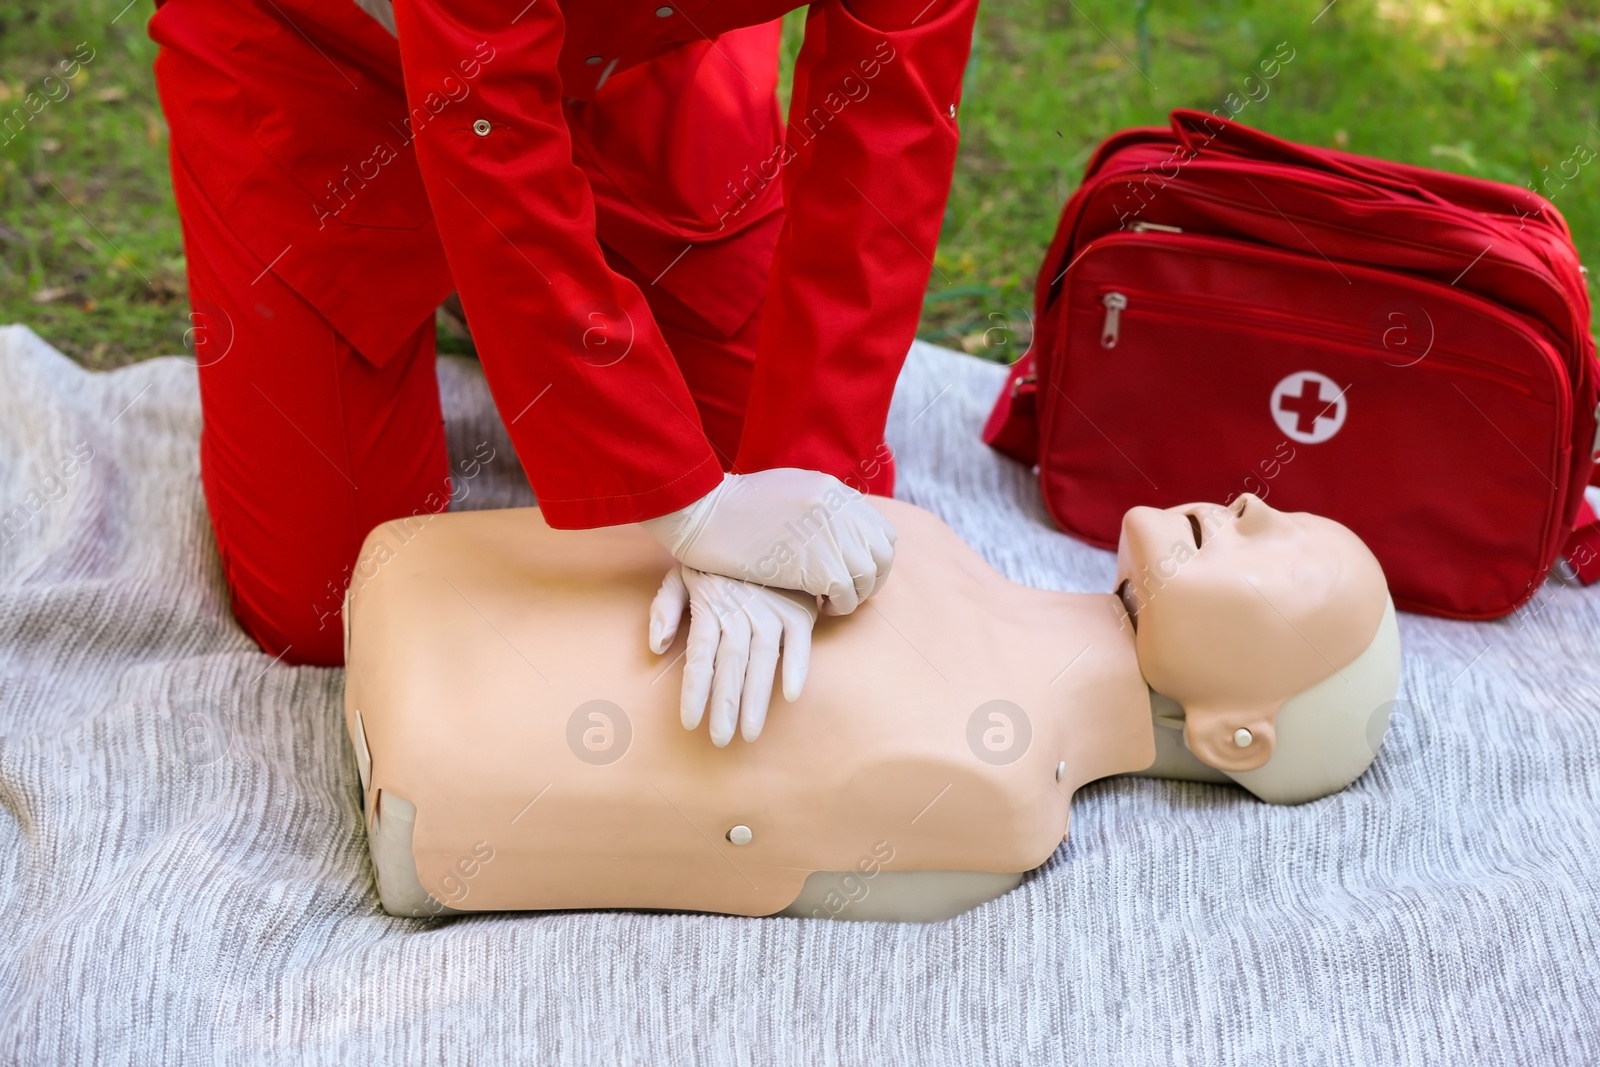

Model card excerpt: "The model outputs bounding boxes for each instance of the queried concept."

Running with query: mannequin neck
[1133,687,1234,785]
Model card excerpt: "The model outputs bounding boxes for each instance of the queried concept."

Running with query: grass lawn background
[2,0,1597,369]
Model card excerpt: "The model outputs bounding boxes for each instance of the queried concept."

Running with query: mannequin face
[1114,494,1388,772]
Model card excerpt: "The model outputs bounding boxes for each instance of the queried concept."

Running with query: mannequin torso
[346,500,1156,917]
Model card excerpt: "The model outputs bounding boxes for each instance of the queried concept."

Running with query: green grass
[1,3,181,369]
[2,0,1598,368]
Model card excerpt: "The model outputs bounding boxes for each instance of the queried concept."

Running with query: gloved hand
[640,468,896,616]
[648,565,819,747]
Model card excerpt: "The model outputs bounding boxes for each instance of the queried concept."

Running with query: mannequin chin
[344,493,1402,921]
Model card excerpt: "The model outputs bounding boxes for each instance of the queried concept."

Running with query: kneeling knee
[219,549,350,667]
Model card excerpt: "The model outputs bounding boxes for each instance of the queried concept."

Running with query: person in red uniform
[148,0,978,742]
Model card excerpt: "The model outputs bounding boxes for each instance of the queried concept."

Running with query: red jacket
[151,0,979,527]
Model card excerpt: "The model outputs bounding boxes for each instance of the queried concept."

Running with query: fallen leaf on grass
[962,331,997,355]
[94,86,128,103]
[1430,143,1480,171]
[32,287,75,304]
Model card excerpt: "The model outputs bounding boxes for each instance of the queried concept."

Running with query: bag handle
[1168,109,1455,210]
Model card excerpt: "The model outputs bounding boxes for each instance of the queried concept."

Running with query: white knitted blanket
[1,324,1597,1065]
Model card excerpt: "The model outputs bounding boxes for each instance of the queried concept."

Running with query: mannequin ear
[1182,708,1276,772]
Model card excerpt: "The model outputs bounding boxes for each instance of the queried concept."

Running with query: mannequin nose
[1232,493,1278,534]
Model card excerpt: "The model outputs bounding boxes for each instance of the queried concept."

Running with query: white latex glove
[640,468,896,616]
[648,565,819,746]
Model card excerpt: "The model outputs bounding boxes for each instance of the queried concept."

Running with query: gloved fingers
[766,513,834,602]
[826,503,898,607]
[861,516,897,601]
[864,499,898,544]
[808,537,860,616]
[835,499,895,598]
[776,598,813,704]
[818,578,862,617]
[679,597,720,732]
[835,524,878,611]
[707,611,752,748]
[739,609,782,743]
[648,566,689,654]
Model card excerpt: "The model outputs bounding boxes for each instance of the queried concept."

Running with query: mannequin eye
[1186,512,1203,548]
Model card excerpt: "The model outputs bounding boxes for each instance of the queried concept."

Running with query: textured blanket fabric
[1,323,1597,1066]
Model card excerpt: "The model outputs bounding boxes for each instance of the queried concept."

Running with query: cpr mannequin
[342,494,1399,921]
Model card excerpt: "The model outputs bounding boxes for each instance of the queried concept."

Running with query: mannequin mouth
[1116,578,1140,631]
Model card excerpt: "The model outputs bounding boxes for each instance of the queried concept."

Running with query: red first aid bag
[984,108,1600,620]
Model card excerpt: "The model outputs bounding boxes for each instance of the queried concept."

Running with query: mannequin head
[1114,494,1397,793]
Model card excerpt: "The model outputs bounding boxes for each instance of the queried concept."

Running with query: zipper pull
[1100,291,1127,348]
[1130,221,1183,234]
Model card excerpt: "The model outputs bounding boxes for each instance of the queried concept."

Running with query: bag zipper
[1156,181,1589,369]
[1099,292,1127,348]
[1082,228,1567,392]
[1090,284,1549,392]
[1101,221,1175,348]
[1101,293,1553,395]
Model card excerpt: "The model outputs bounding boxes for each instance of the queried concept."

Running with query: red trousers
[149,0,976,666]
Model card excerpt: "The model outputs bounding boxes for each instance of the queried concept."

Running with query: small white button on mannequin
[726,825,753,846]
